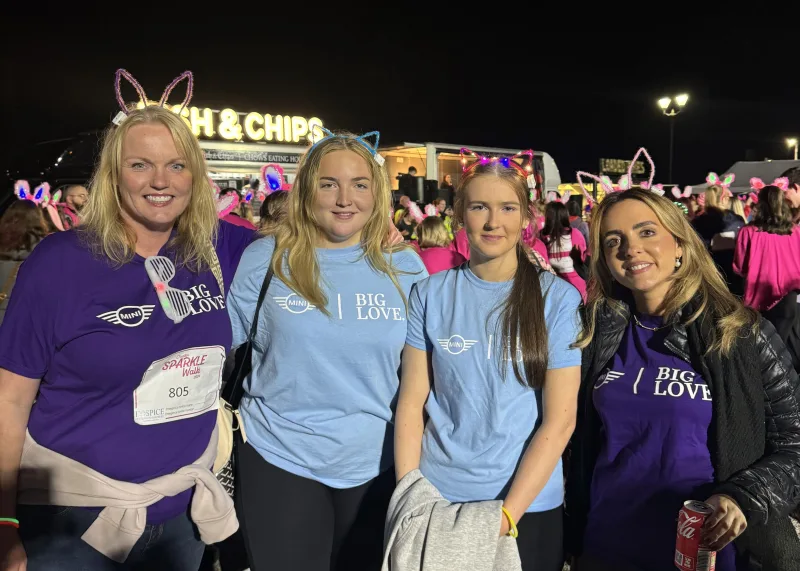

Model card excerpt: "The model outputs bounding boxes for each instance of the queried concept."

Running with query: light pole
[657,94,689,183]
[788,138,799,161]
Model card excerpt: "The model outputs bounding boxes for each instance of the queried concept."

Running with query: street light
[658,94,689,182]
[788,138,799,161]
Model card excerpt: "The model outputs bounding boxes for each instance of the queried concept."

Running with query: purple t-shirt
[0,221,253,524]
[583,313,738,571]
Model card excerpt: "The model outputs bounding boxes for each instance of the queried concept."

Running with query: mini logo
[97,305,155,328]
[437,335,478,355]
[274,294,316,314]
[594,370,624,389]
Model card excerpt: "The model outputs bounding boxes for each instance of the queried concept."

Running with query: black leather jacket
[565,299,800,569]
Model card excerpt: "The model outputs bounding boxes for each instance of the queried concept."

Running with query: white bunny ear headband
[112,68,194,125]
[575,147,663,204]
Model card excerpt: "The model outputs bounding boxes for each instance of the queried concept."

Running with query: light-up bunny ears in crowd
[14,180,65,231]
[706,172,735,199]
[307,127,385,166]
[260,163,291,196]
[671,186,693,199]
[576,147,662,205]
[750,176,790,191]
[460,148,534,177]
[112,68,194,125]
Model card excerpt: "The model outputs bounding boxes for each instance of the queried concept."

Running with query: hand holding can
[702,494,747,551]
[675,500,716,571]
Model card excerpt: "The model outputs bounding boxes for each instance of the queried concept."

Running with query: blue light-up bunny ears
[112,68,194,125]
[307,127,385,166]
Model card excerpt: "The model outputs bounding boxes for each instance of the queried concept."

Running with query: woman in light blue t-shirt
[396,157,582,571]
[227,130,427,571]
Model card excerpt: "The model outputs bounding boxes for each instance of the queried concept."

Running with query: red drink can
[675,500,716,571]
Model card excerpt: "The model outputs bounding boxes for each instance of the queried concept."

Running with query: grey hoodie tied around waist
[382,469,521,571]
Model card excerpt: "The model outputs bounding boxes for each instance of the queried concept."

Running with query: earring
[675,257,682,268]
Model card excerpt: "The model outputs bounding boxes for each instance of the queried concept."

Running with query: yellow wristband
[501,506,518,538]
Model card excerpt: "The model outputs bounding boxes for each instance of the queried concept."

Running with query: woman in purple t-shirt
[0,83,253,569]
[565,189,800,571]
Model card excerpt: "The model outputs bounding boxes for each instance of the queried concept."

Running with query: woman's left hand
[702,494,747,551]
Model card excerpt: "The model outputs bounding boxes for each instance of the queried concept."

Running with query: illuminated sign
[599,158,645,175]
[204,149,302,163]
[144,102,324,145]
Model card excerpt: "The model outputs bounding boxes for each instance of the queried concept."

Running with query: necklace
[633,314,670,332]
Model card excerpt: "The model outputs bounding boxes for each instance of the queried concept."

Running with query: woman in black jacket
[565,188,800,571]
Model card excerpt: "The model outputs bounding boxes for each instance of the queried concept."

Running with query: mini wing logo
[274,293,316,314]
[437,335,478,355]
[594,370,625,390]
[97,305,155,328]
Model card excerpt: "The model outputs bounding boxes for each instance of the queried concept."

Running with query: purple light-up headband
[114,68,194,118]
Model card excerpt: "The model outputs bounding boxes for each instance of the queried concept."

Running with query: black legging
[235,440,393,571]
[516,506,564,571]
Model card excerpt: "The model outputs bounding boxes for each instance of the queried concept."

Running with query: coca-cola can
[675,500,716,571]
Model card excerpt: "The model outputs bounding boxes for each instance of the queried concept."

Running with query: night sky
[4,19,799,191]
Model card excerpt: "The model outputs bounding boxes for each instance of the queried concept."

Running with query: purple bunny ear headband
[112,69,194,125]
[575,147,662,204]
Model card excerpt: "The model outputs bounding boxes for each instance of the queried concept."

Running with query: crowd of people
[1,69,800,571]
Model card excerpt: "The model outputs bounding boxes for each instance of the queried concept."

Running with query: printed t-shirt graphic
[227,237,428,488]
[0,222,254,523]
[583,313,737,571]
[406,266,582,512]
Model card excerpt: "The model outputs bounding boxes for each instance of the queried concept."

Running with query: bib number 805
[169,387,190,398]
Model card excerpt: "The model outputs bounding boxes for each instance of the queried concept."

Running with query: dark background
[3,11,798,192]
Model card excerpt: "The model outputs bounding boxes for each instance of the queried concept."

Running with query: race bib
[133,345,225,426]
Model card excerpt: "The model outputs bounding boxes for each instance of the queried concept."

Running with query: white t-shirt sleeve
[405,281,430,351]
[545,278,582,370]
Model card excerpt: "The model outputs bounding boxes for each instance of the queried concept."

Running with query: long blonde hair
[577,189,756,355]
[80,106,218,271]
[271,132,407,315]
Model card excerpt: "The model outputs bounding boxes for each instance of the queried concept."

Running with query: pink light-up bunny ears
[706,172,735,198]
[576,147,659,204]
[750,176,790,191]
[113,69,194,123]
[546,189,571,203]
[209,178,240,219]
[259,163,291,197]
[460,148,534,177]
[671,186,693,199]
[14,180,65,231]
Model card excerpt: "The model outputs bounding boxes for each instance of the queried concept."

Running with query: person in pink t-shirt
[417,217,465,274]
[733,185,800,311]
[541,201,587,301]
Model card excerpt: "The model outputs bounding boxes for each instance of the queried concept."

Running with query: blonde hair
[417,216,450,248]
[271,132,409,315]
[80,106,218,270]
[577,189,757,355]
[704,184,726,210]
[729,197,746,221]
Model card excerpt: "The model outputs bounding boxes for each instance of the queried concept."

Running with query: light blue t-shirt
[227,236,428,488]
[406,264,581,512]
